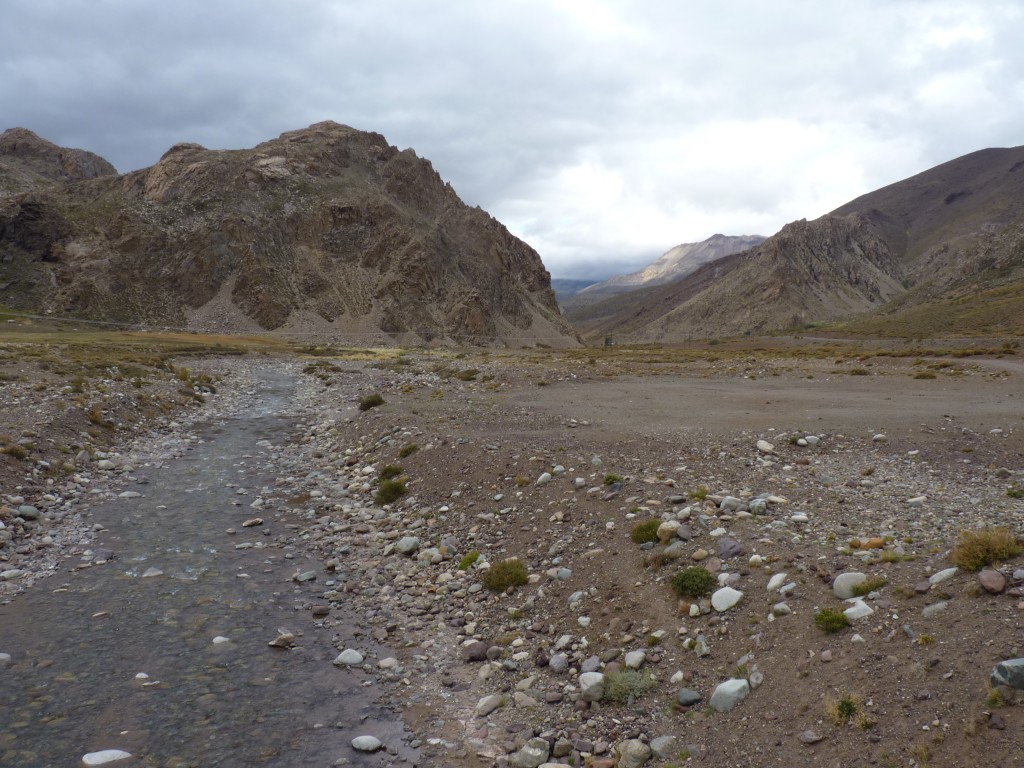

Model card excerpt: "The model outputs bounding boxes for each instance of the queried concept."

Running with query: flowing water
[0,367,418,767]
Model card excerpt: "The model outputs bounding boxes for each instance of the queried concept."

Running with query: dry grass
[949,528,1022,571]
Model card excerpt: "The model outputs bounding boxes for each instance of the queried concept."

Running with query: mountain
[0,122,578,345]
[550,278,598,302]
[563,233,765,312]
[580,145,1024,341]
[0,128,117,196]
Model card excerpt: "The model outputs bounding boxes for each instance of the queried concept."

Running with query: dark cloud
[2,1,1022,277]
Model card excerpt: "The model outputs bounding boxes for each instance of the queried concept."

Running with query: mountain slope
[564,233,764,312]
[0,128,117,196]
[0,122,578,345]
[587,145,1024,341]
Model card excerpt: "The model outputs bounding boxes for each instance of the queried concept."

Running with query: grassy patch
[604,670,656,704]
[458,550,481,571]
[671,567,716,598]
[358,393,385,412]
[398,443,419,458]
[814,608,851,633]
[481,558,529,592]
[949,528,1022,571]
[374,478,408,506]
[379,464,402,480]
[851,575,887,597]
[630,519,661,544]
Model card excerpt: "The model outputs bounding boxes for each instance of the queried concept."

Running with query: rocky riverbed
[2,346,1024,767]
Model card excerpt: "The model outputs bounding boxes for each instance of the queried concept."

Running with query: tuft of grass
[358,393,385,412]
[986,684,1007,708]
[671,567,717,598]
[848,368,871,375]
[379,464,402,480]
[481,558,529,592]
[603,473,622,486]
[825,694,860,726]
[454,368,480,381]
[604,670,656,704]
[630,519,661,544]
[374,478,408,506]
[458,550,481,570]
[1007,485,1024,500]
[913,371,937,379]
[851,575,887,597]
[689,485,709,501]
[0,444,28,460]
[398,443,419,458]
[815,608,851,634]
[949,528,1022,571]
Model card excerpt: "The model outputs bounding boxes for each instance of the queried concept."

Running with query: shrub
[949,528,1022,570]
[671,567,716,598]
[814,608,851,633]
[630,519,661,544]
[455,368,480,381]
[379,464,402,480]
[399,443,419,458]
[481,558,529,592]
[851,576,887,597]
[689,485,709,501]
[603,473,622,486]
[1007,485,1024,500]
[358,393,385,411]
[458,550,481,570]
[825,694,860,726]
[913,371,937,379]
[849,368,870,375]
[605,670,656,704]
[1,444,28,460]
[374,478,407,506]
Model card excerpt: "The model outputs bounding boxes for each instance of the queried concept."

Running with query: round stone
[711,586,743,612]
[351,735,383,752]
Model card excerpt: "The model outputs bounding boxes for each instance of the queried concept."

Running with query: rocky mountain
[578,145,1024,341]
[550,278,598,302]
[0,128,117,196]
[564,233,765,311]
[0,122,578,345]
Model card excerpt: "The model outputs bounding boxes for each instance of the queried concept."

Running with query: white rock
[333,649,364,666]
[756,440,775,454]
[82,750,133,766]
[766,573,787,591]
[624,650,646,669]
[843,599,874,620]
[212,636,230,645]
[141,567,163,578]
[579,672,606,702]
[832,572,867,599]
[906,495,927,506]
[711,586,743,612]
[709,678,750,712]
[536,472,552,486]
[928,567,958,585]
[351,735,383,752]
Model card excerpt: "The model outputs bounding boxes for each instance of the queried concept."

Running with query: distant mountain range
[569,145,1024,341]
[0,124,578,345]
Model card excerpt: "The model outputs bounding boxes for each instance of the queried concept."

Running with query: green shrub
[605,670,656,703]
[814,608,851,633]
[603,473,622,486]
[359,393,385,411]
[689,485,709,501]
[481,558,529,592]
[379,464,402,480]
[630,519,661,544]
[949,527,1022,570]
[399,443,419,458]
[671,567,716,598]
[458,550,481,570]
[0,444,28,460]
[1007,485,1024,500]
[374,478,407,506]
[850,576,887,597]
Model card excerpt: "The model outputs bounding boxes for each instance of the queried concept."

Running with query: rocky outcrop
[0,122,578,345]
[0,128,117,195]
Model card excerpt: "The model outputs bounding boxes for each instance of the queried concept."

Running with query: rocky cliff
[0,122,578,345]
[0,128,117,196]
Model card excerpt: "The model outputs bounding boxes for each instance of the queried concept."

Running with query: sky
[2,1,1023,280]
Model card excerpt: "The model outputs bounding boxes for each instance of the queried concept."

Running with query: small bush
[689,485,709,501]
[603,473,622,486]
[949,528,1022,570]
[815,608,851,633]
[374,478,408,506]
[379,464,402,480]
[359,393,385,412]
[398,443,419,458]
[458,550,481,570]
[630,519,661,544]
[849,368,870,376]
[851,576,887,597]
[913,371,937,379]
[825,694,860,726]
[481,558,529,592]
[1,444,28,460]
[605,670,656,704]
[1007,485,1024,500]
[455,368,480,381]
[671,567,716,598]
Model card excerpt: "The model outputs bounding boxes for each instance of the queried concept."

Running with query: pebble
[508,737,550,768]
[711,586,743,612]
[334,649,364,666]
[624,650,646,669]
[709,678,750,712]
[475,694,504,716]
[799,730,824,745]
[351,735,383,752]
[81,750,133,765]
[756,440,775,454]
[766,572,787,591]
[843,600,874,620]
[141,567,163,578]
[579,672,606,702]
[922,601,949,618]
[396,536,420,555]
[677,688,702,706]
[928,567,958,586]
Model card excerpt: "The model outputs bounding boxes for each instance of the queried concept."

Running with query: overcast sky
[3,1,1022,279]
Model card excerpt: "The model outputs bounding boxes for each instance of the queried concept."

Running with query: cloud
[2,1,1022,277]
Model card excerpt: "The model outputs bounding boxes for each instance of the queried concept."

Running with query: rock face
[0,128,117,196]
[574,144,1024,340]
[0,122,578,345]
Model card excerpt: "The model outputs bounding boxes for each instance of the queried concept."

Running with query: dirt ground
[3,339,1024,767]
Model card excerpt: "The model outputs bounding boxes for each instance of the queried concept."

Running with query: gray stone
[475,694,504,717]
[82,750,133,765]
[772,602,791,617]
[351,735,383,752]
[928,567,957,585]
[580,655,601,673]
[677,688,702,706]
[616,739,653,768]
[548,653,569,673]
[922,601,948,618]
[991,658,1024,690]
[624,650,646,669]
[719,496,743,512]
[333,649,364,666]
[709,678,750,712]
[843,599,874,620]
[717,537,743,559]
[15,505,40,520]
[508,737,550,768]
[396,536,420,555]
[0,652,11,667]
[579,671,605,702]
[799,730,824,745]
[832,572,867,599]
[461,640,488,662]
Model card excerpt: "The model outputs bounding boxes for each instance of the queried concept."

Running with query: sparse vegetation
[825,694,860,726]
[359,393,385,411]
[481,558,529,592]
[454,368,480,381]
[374,478,407,505]
[0,443,28,460]
[604,670,656,704]
[1007,484,1024,499]
[379,464,402,480]
[689,485,709,501]
[671,567,716,598]
[949,527,1022,571]
[458,550,481,571]
[851,575,887,597]
[398,443,419,458]
[630,519,661,544]
[603,473,622,486]
[815,608,851,633]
